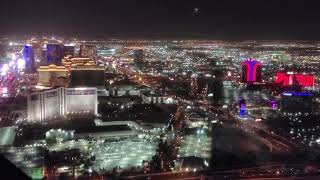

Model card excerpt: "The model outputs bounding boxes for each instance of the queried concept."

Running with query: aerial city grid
[1,0,320,180]
[1,38,320,179]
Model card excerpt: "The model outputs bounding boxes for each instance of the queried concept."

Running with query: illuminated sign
[282,91,313,97]
[295,74,315,87]
[276,72,315,87]
[66,90,96,95]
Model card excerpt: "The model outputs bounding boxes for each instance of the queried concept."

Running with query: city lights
[1,36,320,179]
[1,64,9,76]
[17,58,25,69]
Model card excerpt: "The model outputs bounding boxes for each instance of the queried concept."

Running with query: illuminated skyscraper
[241,59,262,83]
[63,45,75,58]
[79,45,96,60]
[22,44,35,73]
[276,72,315,87]
[238,99,247,118]
[46,44,64,65]
[133,49,144,70]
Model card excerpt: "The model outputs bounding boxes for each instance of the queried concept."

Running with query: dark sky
[1,0,320,39]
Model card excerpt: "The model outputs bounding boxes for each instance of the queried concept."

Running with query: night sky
[1,0,320,39]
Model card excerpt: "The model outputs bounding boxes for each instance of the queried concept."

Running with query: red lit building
[241,59,262,83]
[275,72,315,87]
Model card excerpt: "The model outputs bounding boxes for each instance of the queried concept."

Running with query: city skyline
[2,1,320,179]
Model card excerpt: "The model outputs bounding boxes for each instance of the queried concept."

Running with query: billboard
[46,44,64,65]
[22,44,35,73]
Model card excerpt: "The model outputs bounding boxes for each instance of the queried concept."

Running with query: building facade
[28,87,97,122]
[241,59,262,83]
[276,72,315,87]
[22,44,36,73]
[37,65,68,86]
[46,44,64,65]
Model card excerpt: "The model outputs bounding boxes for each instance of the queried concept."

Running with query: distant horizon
[2,0,320,40]
[2,34,320,42]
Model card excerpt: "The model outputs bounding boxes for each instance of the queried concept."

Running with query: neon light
[74,87,87,90]
[1,64,9,76]
[239,99,247,117]
[282,92,292,96]
[288,75,293,85]
[282,91,312,97]
[276,72,315,87]
[242,59,261,82]
[276,72,285,83]
[270,100,277,109]
[247,61,256,81]
[295,74,315,87]
[11,53,16,61]
[17,58,25,69]
[240,104,246,117]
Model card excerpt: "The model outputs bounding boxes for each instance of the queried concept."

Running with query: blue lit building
[46,44,64,65]
[238,99,247,118]
[22,44,35,73]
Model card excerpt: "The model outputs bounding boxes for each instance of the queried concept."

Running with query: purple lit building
[241,59,262,83]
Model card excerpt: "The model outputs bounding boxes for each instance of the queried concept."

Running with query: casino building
[27,87,97,122]
[37,65,68,87]
[275,72,315,87]
[22,44,36,73]
[241,59,262,83]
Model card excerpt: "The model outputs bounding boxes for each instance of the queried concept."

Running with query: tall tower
[22,44,36,73]
[133,49,144,70]
[238,99,247,118]
[63,45,75,58]
[241,58,262,83]
[190,78,198,96]
[79,45,96,61]
[46,44,64,65]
